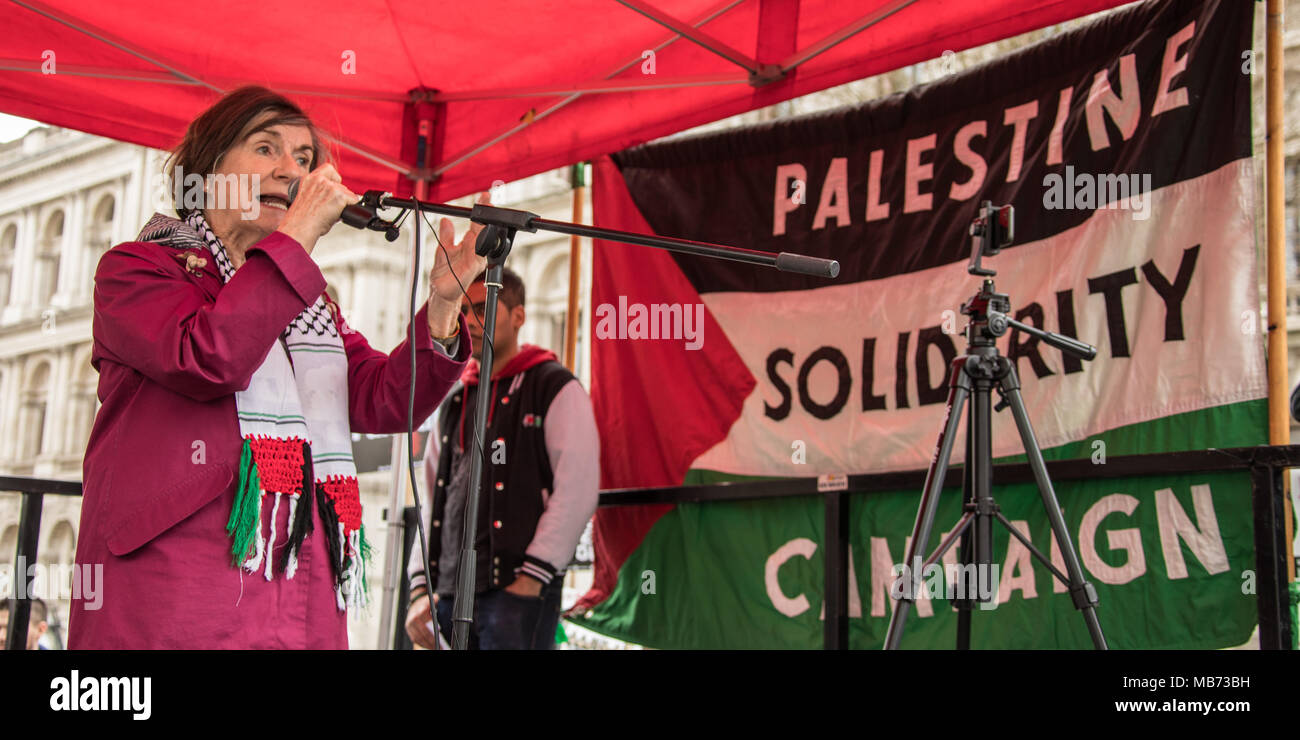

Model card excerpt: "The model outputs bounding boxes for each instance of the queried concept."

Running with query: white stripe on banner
[695,159,1265,476]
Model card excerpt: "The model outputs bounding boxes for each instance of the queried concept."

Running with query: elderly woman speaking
[70,87,485,649]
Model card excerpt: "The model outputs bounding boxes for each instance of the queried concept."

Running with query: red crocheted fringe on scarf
[226,435,313,580]
[247,435,306,496]
[319,474,362,535]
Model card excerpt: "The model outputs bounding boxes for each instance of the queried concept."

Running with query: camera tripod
[882,204,1108,650]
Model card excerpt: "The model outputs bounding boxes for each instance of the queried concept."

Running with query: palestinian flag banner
[572,0,1267,649]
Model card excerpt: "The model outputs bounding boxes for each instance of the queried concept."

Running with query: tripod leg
[998,364,1108,649]
[957,388,975,649]
[884,358,972,650]
[969,363,996,605]
[956,355,1003,645]
[956,530,973,649]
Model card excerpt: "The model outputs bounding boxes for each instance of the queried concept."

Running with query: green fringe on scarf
[358,524,374,598]
[225,437,262,567]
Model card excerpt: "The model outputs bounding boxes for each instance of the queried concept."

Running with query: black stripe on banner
[612,0,1252,294]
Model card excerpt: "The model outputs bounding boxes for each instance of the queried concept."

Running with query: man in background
[406,267,599,649]
[1,598,49,649]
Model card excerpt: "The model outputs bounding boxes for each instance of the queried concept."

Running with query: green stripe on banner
[573,400,1267,649]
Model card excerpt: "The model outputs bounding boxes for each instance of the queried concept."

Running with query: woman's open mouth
[259,195,290,212]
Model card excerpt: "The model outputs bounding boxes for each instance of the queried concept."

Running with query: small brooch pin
[172,251,208,276]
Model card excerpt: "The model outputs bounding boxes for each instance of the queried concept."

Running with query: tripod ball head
[988,312,1009,335]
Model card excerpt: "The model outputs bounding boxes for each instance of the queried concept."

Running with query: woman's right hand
[275,164,358,254]
[405,592,441,650]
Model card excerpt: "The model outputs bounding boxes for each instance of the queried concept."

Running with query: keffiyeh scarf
[138,212,370,611]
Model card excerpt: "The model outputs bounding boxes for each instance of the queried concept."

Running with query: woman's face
[203,115,314,247]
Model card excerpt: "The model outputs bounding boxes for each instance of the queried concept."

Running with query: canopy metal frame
[5,0,924,183]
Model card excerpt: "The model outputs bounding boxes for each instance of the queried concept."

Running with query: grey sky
[0,113,42,143]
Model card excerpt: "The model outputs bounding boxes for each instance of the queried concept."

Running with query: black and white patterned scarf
[138,211,369,611]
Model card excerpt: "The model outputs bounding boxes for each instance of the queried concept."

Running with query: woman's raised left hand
[430,192,491,303]
[426,191,490,337]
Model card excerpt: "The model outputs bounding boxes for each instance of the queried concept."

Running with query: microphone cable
[403,200,489,650]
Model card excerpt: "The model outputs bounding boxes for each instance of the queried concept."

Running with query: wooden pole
[564,163,586,371]
[1265,0,1296,585]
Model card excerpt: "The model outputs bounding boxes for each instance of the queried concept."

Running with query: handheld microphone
[286,178,401,241]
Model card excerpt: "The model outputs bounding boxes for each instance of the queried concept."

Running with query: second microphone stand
[883,203,1107,650]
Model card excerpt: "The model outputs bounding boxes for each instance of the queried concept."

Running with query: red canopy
[1,0,1130,199]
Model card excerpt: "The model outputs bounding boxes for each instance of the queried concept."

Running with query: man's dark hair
[1,597,47,623]
[474,266,525,309]
[166,85,329,218]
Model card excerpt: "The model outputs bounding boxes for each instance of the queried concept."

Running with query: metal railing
[1,475,81,651]
[598,446,1300,649]
[8,445,1299,650]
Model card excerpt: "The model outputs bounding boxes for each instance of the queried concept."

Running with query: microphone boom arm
[374,194,840,278]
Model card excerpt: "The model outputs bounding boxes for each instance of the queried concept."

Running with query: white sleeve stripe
[524,378,601,573]
[518,561,555,584]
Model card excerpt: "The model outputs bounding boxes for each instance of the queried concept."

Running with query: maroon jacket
[71,229,468,648]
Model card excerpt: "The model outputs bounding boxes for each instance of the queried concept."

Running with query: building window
[88,195,116,270]
[1289,157,1298,281]
[0,367,5,464]
[43,520,77,573]
[21,361,51,459]
[531,252,572,358]
[37,210,64,307]
[0,526,16,567]
[550,311,568,362]
[0,224,15,309]
[71,350,97,455]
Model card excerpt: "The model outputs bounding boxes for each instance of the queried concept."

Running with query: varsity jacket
[408,345,600,596]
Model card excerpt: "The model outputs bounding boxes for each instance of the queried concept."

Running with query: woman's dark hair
[166,86,328,217]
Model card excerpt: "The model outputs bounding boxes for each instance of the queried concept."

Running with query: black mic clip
[470,204,538,260]
[343,190,401,242]
[286,179,401,242]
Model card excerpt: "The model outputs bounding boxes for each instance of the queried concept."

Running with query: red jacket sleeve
[329,297,471,434]
[92,231,327,403]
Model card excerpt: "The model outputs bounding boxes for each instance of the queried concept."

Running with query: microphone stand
[363,191,839,651]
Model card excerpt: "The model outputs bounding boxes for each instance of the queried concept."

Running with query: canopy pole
[378,94,443,649]
[564,163,586,371]
[376,174,426,650]
[1265,0,1296,587]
